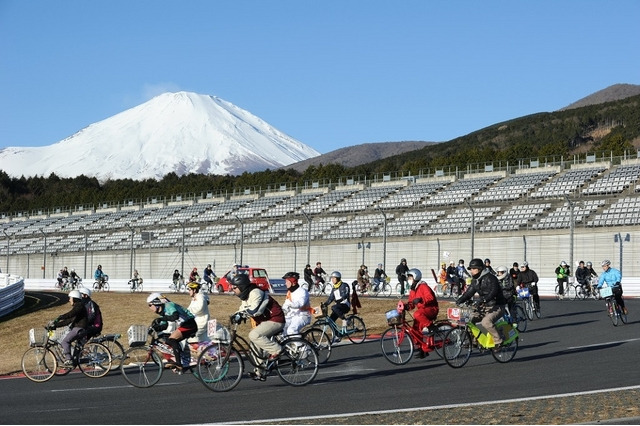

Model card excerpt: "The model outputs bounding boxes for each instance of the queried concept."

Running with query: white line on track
[207,385,640,425]
[567,337,640,350]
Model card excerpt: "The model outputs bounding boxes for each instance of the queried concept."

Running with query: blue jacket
[597,267,621,288]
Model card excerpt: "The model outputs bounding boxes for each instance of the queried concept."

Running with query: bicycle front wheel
[311,319,335,344]
[524,299,534,321]
[22,347,57,382]
[346,315,367,344]
[380,283,392,297]
[197,343,243,392]
[609,300,619,326]
[302,327,332,364]
[514,304,527,332]
[380,326,413,365]
[121,347,163,388]
[93,281,101,292]
[77,342,112,378]
[443,328,472,368]
[492,337,518,363]
[574,285,585,300]
[276,338,318,386]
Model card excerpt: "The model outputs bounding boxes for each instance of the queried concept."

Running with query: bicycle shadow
[540,309,602,320]
[523,319,599,333]
[511,340,626,363]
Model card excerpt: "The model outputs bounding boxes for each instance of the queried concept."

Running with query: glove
[230,312,244,325]
[412,298,423,305]
[47,320,56,330]
[151,318,167,332]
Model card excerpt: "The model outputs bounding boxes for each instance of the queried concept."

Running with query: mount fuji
[0,92,320,182]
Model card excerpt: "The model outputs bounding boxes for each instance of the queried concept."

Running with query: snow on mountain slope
[0,92,320,181]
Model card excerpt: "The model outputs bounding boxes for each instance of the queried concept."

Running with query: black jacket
[457,269,506,307]
[55,300,88,329]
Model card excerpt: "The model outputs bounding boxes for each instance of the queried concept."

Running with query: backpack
[85,300,103,335]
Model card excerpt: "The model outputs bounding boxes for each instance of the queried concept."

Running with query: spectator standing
[396,258,409,297]
[303,264,314,290]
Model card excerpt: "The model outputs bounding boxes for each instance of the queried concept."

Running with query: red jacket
[407,281,438,311]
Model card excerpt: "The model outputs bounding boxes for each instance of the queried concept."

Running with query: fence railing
[0,274,25,318]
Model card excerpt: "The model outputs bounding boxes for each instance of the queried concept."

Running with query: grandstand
[2,155,640,282]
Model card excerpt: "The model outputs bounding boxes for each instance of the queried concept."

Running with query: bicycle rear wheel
[99,337,125,371]
[443,328,472,368]
[77,342,112,378]
[433,322,453,359]
[302,327,332,364]
[492,337,518,363]
[380,326,413,365]
[346,315,367,344]
[22,347,56,382]
[121,347,163,388]
[513,304,527,332]
[276,338,318,386]
[197,343,243,392]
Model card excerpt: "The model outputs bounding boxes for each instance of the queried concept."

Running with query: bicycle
[309,274,329,296]
[554,282,575,300]
[599,285,628,326]
[91,333,126,371]
[93,276,110,292]
[368,276,393,297]
[311,303,367,346]
[395,280,410,298]
[380,303,453,365]
[22,325,112,382]
[518,285,541,320]
[128,278,143,292]
[503,301,527,333]
[169,278,186,293]
[196,313,319,392]
[442,303,519,368]
[56,278,82,291]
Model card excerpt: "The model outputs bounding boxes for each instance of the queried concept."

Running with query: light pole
[126,224,134,280]
[377,206,387,274]
[465,199,475,259]
[235,215,244,265]
[40,229,47,279]
[301,209,311,266]
[2,230,9,274]
[564,195,575,274]
[614,233,630,275]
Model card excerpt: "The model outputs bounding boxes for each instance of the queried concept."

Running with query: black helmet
[459,259,465,264]
[484,258,491,264]
[231,274,251,290]
[467,258,485,270]
[401,258,406,262]
[282,272,300,280]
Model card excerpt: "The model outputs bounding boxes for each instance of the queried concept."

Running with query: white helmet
[68,290,81,300]
[147,292,166,306]
[79,287,92,297]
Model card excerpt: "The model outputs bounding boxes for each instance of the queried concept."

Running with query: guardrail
[0,274,25,318]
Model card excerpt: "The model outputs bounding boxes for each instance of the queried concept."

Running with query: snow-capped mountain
[0,92,320,181]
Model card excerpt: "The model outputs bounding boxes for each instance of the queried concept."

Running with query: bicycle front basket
[127,325,148,347]
[599,286,613,298]
[28,328,48,347]
[385,309,403,326]
[517,287,530,299]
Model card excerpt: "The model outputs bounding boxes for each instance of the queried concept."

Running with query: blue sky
[1,1,639,154]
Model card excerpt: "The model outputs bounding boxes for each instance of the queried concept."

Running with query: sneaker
[63,359,74,367]
[267,352,281,361]
[249,370,267,381]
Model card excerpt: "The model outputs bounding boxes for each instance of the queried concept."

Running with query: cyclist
[69,268,81,288]
[172,269,183,286]
[555,260,571,299]
[321,271,351,322]
[130,269,143,289]
[372,263,387,292]
[356,264,370,292]
[313,261,327,287]
[509,262,520,284]
[56,269,66,289]
[189,267,201,283]
[496,265,516,318]
[147,292,197,372]
[404,268,439,358]
[586,261,599,286]
[187,282,210,342]
[49,289,88,366]
[203,264,216,291]
[94,265,107,289]
[446,261,460,293]
[78,287,103,338]
[230,273,285,381]
[597,260,627,315]
[484,258,496,276]
[456,258,506,348]
[303,264,314,291]
[281,272,312,336]
[456,259,472,285]
[575,261,592,296]
[517,262,540,311]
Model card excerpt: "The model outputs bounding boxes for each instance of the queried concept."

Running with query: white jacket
[282,286,311,319]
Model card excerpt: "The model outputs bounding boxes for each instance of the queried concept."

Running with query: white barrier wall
[0,274,25,318]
